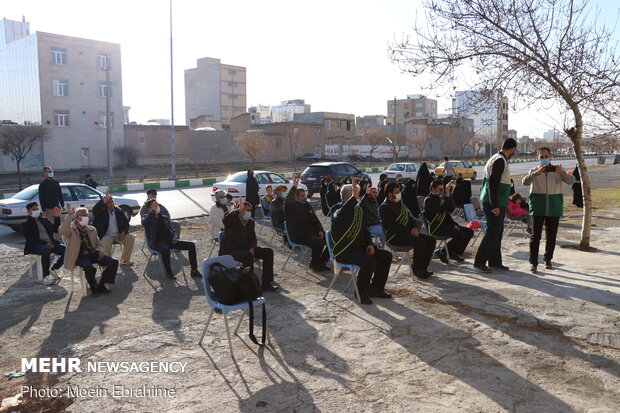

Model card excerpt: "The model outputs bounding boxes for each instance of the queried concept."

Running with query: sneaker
[474,264,492,273]
[530,264,538,274]
[453,255,465,263]
[436,250,449,264]
[97,284,112,294]
[166,272,176,280]
[545,261,553,270]
[369,289,392,299]
[262,281,280,292]
[413,270,433,279]
[490,264,510,271]
[43,275,55,285]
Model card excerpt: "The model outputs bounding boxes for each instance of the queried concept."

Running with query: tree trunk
[571,111,592,249]
[16,159,23,189]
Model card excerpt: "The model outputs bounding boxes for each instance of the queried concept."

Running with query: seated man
[359,185,384,248]
[331,182,392,305]
[220,201,279,292]
[59,204,118,296]
[379,182,436,279]
[139,189,181,237]
[93,190,135,266]
[22,202,65,285]
[209,189,230,241]
[451,173,472,208]
[285,177,330,272]
[142,198,201,280]
[260,185,274,217]
[423,179,474,263]
[270,185,287,231]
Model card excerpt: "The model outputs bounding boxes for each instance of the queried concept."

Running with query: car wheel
[472,172,477,180]
[9,225,21,233]
[120,206,133,221]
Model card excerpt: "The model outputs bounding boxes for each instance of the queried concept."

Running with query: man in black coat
[379,182,436,279]
[84,174,98,189]
[93,190,135,266]
[401,178,421,218]
[38,166,64,220]
[246,169,260,218]
[423,179,473,263]
[142,198,201,280]
[139,189,181,237]
[22,202,65,284]
[451,174,472,208]
[220,201,279,292]
[331,181,392,305]
[285,177,329,272]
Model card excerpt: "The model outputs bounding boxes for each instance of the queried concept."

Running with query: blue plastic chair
[463,203,486,245]
[282,222,309,268]
[219,230,262,272]
[141,229,186,278]
[323,231,361,303]
[257,204,272,235]
[199,256,269,354]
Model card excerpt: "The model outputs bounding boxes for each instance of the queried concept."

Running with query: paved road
[0,157,605,243]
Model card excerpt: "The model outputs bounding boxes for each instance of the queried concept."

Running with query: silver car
[0,183,140,232]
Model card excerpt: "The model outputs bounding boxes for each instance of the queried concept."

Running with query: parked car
[298,153,321,161]
[0,183,141,232]
[300,162,370,197]
[211,171,307,200]
[434,160,477,180]
[383,162,421,182]
[614,154,620,165]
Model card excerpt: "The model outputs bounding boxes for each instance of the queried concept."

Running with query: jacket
[331,196,372,255]
[92,200,130,239]
[480,152,511,208]
[260,194,273,215]
[246,173,260,205]
[38,178,64,209]
[522,166,574,217]
[423,193,456,235]
[401,180,421,218]
[451,178,472,207]
[270,196,285,230]
[506,200,527,218]
[59,213,104,271]
[379,199,421,244]
[142,210,178,248]
[209,203,230,240]
[284,186,324,241]
[220,210,258,254]
[22,216,60,254]
[359,193,380,227]
[139,202,171,220]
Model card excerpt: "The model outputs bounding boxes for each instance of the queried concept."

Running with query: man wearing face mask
[38,166,64,220]
[93,190,135,266]
[474,138,518,273]
[59,204,118,296]
[22,202,65,285]
[423,179,474,263]
[220,201,279,292]
[140,189,181,237]
[209,189,231,241]
[379,182,436,279]
[285,177,330,272]
[143,198,201,279]
[522,147,574,274]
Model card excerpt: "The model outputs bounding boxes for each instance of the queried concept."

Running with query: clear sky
[3,0,619,139]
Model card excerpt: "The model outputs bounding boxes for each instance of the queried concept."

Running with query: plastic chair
[463,204,486,246]
[282,222,309,269]
[26,254,43,281]
[198,256,269,354]
[141,229,186,278]
[421,215,453,265]
[67,266,91,297]
[257,205,272,235]
[323,231,361,303]
[381,225,415,278]
[505,215,528,238]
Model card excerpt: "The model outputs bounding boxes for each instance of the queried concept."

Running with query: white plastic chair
[323,231,361,303]
[26,255,43,281]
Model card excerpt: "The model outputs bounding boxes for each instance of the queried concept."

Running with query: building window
[293,127,300,136]
[51,47,67,65]
[416,112,423,117]
[346,121,351,131]
[276,137,282,148]
[139,137,145,144]
[228,69,237,75]
[227,81,237,87]
[415,102,423,108]
[98,54,109,69]
[327,138,333,145]
[314,128,321,138]
[327,120,332,130]
[52,79,69,97]
[98,112,114,128]
[53,110,69,127]
[98,81,112,98]
[338,120,343,130]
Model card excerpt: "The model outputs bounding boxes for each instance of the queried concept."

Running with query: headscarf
[416,163,432,197]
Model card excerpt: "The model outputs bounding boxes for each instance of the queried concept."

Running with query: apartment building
[387,94,438,125]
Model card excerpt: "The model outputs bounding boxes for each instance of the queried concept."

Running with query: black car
[300,162,370,196]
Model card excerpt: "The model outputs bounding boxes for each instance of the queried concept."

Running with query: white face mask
[155,206,161,214]
[31,210,41,219]
[47,172,54,178]
[79,216,89,227]
[394,193,401,202]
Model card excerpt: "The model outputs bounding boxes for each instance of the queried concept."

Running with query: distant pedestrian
[246,169,260,218]
[84,174,98,189]
[443,157,455,184]
[473,138,518,273]
[416,163,432,197]
[38,166,64,221]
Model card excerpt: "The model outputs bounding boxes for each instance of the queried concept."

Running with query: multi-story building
[184,57,246,129]
[271,99,311,123]
[387,94,438,125]
[248,103,272,124]
[356,115,387,133]
[0,18,123,171]
[452,89,509,155]
[293,112,356,145]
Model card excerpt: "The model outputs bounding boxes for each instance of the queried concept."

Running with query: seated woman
[507,193,532,233]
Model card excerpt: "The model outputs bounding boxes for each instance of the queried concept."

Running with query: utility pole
[392,97,397,161]
[169,0,176,179]
[104,60,113,179]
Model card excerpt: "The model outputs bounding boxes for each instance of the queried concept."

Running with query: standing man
[246,169,260,218]
[443,157,455,184]
[474,138,518,273]
[93,190,135,266]
[522,147,575,273]
[39,166,64,220]
[84,174,98,189]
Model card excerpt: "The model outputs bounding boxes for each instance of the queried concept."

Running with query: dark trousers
[435,225,474,256]
[155,240,197,273]
[294,233,329,265]
[228,247,274,285]
[75,254,118,291]
[444,175,453,185]
[338,248,392,292]
[32,241,66,276]
[392,232,436,271]
[529,216,560,265]
[474,202,506,267]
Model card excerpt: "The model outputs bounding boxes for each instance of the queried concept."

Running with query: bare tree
[0,125,49,189]
[409,132,430,160]
[390,0,620,249]
[471,138,485,159]
[282,124,301,171]
[114,145,137,168]
[234,132,267,164]
[363,131,385,166]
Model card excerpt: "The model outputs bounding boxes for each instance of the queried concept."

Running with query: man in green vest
[522,147,574,273]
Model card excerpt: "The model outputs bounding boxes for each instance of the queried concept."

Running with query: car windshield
[386,164,404,171]
[228,172,247,183]
[12,187,38,200]
[462,162,472,168]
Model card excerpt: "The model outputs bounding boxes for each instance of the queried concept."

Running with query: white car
[211,171,307,200]
[383,162,421,182]
[0,183,141,232]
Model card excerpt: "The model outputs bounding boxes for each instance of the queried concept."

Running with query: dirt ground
[1,182,619,412]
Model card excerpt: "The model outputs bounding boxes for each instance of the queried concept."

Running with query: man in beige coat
[60,204,118,296]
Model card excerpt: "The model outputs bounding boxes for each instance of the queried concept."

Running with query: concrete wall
[185,57,222,125]
[124,125,190,166]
